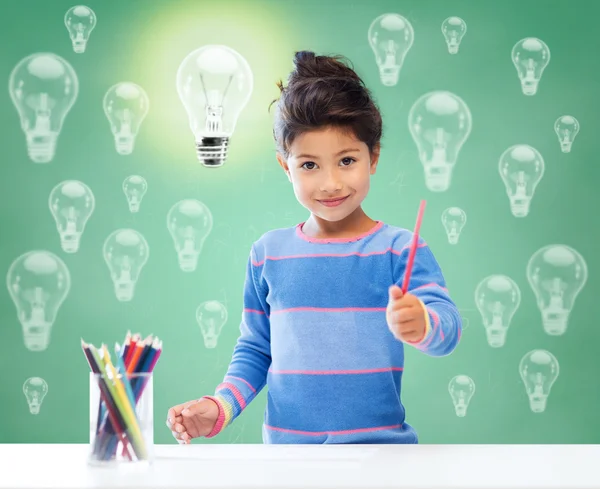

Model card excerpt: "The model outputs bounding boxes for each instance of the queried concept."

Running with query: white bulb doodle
[448,375,475,417]
[441,17,467,54]
[64,5,96,54]
[23,377,48,414]
[196,300,228,349]
[475,275,521,348]
[519,349,559,413]
[49,180,95,253]
[511,38,550,96]
[441,207,466,244]
[498,144,544,218]
[103,82,149,155]
[6,251,71,351]
[408,91,472,192]
[554,116,579,153]
[103,229,149,302]
[527,245,587,336]
[368,13,414,87]
[9,53,79,163]
[176,44,253,167]
[167,199,213,272]
[122,175,148,213]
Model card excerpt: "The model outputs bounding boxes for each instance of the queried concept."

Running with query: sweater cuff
[202,395,226,438]
[404,299,432,346]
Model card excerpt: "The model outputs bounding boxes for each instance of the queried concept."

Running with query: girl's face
[276,126,379,223]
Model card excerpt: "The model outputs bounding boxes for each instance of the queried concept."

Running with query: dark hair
[269,50,383,160]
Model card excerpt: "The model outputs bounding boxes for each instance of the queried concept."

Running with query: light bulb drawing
[64,5,96,54]
[441,207,466,244]
[475,275,521,348]
[408,91,472,192]
[103,82,149,155]
[519,349,559,413]
[49,180,95,253]
[122,175,147,213]
[167,199,213,272]
[103,229,149,302]
[6,250,71,351]
[9,53,79,163]
[368,13,414,87]
[511,38,550,96]
[23,377,48,414]
[554,116,579,153]
[441,17,467,54]
[527,245,587,336]
[176,44,253,167]
[196,300,228,348]
[498,144,544,217]
[448,375,475,417]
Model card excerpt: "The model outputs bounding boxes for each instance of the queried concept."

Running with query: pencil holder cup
[88,372,154,465]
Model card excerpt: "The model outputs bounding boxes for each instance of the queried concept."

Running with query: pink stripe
[243,308,266,315]
[265,423,403,436]
[268,367,403,375]
[202,396,226,438]
[216,382,247,410]
[412,282,448,292]
[272,306,386,315]
[225,375,257,393]
[417,308,440,349]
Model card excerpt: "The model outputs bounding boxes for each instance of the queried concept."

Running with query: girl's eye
[301,158,356,170]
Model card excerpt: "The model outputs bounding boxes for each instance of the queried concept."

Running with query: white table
[1,444,599,489]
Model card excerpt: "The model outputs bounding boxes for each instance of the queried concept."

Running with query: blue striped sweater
[203,220,462,443]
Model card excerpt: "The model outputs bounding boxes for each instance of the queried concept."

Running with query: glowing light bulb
[441,17,467,54]
[368,13,414,87]
[511,38,550,96]
[103,229,149,302]
[448,375,475,417]
[6,251,71,351]
[554,115,579,153]
[519,349,559,413]
[23,377,48,414]
[167,199,213,272]
[122,175,148,213]
[103,82,149,155]
[408,91,472,192]
[196,300,228,348]
[176,44,254,167]
[64,5,96,54]
[527,245,587,335]
[49,180,95,253]
[498,144,544,217]
[475,275,521,348]
[441,207,466,244]
[9,53,79,163]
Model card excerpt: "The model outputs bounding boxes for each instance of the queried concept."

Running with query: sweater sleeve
[202,244,271,437]
[393,234,462,357]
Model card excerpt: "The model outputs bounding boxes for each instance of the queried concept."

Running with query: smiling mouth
[318,196,349,203]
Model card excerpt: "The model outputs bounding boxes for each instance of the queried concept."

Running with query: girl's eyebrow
[296,148,360,159]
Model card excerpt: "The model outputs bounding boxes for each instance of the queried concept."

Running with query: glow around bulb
[475,275,521,348]
[49,180,95,253]
[64,5,96,54]
[554,115,579,153]
[196,300,228,348]
[122,175,148,213]
[368,13,414,87]
[498,144,544,217]
[527,245,587,335]
[176,44,253,167]
[519,349,559,413]
[408,91,472,192]
[448,375,475,417]
[103,82,149,155]
[23,377,48,414]
[9,53,79,163]
[441,207,466,244]
[6,251,71,351]
[167,199,213,272]
[103,229,149,302]
[511,38,550,96]
[441,17,467,54]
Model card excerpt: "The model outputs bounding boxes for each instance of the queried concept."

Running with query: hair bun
[291,50,361,83]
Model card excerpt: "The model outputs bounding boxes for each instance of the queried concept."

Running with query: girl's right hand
[166,398,219,444]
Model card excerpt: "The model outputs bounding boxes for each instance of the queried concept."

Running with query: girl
[166,50,462,444]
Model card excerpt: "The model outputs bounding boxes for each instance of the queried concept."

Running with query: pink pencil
[401,200,427,294]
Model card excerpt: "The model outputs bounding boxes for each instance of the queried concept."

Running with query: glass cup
[88,372,154,465]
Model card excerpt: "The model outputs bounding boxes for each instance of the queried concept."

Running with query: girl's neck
[301,208,378,239]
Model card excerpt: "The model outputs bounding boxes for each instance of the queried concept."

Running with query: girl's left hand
[386,285,427,343]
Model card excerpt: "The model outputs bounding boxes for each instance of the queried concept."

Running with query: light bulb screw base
[196,136,229,167]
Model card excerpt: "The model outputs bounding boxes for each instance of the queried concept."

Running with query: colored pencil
[401,200,427,294]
